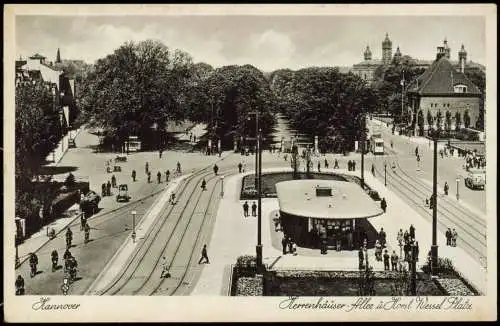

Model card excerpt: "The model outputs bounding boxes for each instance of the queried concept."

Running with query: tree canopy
[270,67,377,152]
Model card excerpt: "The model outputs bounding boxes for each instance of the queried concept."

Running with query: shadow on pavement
[38,165,78,176]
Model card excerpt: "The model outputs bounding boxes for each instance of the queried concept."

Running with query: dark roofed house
[407,54,482,134]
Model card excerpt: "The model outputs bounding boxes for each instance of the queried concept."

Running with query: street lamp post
[456,177,460,200]
[384,161,387,187]
[220,175,225,197]
[431,133,439,276]
[410,242,417,295]
[361,113,366,190]
[249,111,263,270]
[131,210,137,243]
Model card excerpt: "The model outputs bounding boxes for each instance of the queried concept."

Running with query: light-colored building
[407,46,482,133]
[352,35,485,84]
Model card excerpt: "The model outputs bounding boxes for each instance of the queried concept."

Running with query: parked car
[465,168,485,190]
[116,184,130,202]
[80,190,101,215]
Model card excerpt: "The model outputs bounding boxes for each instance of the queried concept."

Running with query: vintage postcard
[3,4,497,322]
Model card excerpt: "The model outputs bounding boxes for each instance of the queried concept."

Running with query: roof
[276,180,384,220]
[29,53,46,59]
[407,57,481,96]
[353,59,383,67]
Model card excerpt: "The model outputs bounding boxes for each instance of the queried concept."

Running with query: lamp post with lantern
[131,210,137,243]
[456,177,460,200]
[220,175,225,197]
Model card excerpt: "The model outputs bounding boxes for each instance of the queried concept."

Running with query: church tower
[56,48,61,63]
[393,46,402,62]
[443,37,451,59]
[382,33,392,65]
[364,45,372,61]
[458,44,467,73]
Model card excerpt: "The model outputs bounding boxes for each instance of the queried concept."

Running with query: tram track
[95,161,236,296]
[95,167,215,295]
[373,159,487,268]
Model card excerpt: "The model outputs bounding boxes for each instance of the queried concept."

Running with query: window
[454,84,468,93]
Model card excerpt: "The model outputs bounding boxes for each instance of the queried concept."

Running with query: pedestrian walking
[165,170,170,182]
[452,228,458,247]
[157,171,161,184]
[176,161,181,174]
[251,202,257,216]
[371,164,375,176]
[243,201,249,217]
[145,162,149,175]
[352,161,356,171]
[380,197,387,213]
[160,257,170,278]
[106,181,112,196]
[147,171,151,183]
[391,251,398,271]
[390,140,393,148]
[213,164,219,176]
[444,182,449,196]
[169,193,176,205]
[324,158,329,169]
[274,213,280,231]
[101,183,106,197]
[282,236,288,255]
[198,244,210,264]
[409,224,415,239]
[201,178,207,191]
[238,162,243,173]
[383,250,390,270]
[111,174,116,188]
[397,229,404,246]
[159,149,162,159]
[379,228,386,248]
[292,242,297,256]
[287,237,293,254]
[445,228,452,246]
[132,170,136,182]
[347,160,352,171]
[415,146,419,157]
[334,159,339,169]
[317,162,321,172]
[80,213,86,231]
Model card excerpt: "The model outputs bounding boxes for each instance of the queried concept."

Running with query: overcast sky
[16,15,485,71]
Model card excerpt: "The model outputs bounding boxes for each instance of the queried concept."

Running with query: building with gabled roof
[407,47,482,133]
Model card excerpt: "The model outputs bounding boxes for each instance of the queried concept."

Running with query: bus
[370,135,384,155]
[125,136,142,152]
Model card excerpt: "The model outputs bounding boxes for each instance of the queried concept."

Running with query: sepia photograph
[3,4,497,322]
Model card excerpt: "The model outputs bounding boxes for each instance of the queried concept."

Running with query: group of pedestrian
[445,228,458,247]
[347,160,356,171]
[242,201,257,217]
[465,153,485,171]
[101,180,112,197]
[281,236,297,256]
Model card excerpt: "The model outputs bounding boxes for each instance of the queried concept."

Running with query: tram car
[369,135,385,155]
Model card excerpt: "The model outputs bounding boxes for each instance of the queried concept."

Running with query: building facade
[352,35,485,84]
[407,47,482,134]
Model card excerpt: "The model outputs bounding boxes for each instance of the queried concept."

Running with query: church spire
[56,48,61,63]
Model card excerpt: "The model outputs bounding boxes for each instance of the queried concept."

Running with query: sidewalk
[16,124,218,269]
[190,167,487,295]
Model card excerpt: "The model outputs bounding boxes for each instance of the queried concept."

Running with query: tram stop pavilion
[276,180,384,251]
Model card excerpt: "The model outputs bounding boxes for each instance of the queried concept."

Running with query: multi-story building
[352,35,485,84]
[407,45,482,133]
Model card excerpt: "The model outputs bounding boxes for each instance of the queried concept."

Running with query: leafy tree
[464,110,471,129]
[78,40,194,150]
[455,111,461,130]
[16,80,63,228]
[436,110,443,132]
[464,69,485,130]
[427,110,433,130]
[417,110,424,136]
[445,111,452,132]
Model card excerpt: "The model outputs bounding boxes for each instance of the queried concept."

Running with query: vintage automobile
[464,168,486,190]
[68,138,76,148]
[116,184,130,202]
[80,190,101,216]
